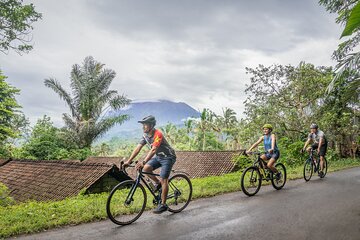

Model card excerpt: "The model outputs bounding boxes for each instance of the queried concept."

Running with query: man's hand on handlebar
[122,160,131,170]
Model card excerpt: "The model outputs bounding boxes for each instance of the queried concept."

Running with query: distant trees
[0,0,42,54]
[45,56,130,148]
[111,62,356,160]
[0,70,20,143]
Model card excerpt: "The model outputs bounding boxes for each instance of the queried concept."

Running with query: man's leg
[160,178,169,204]
[144,160,161,184]
[319,143,327,175]
[153,157,175,214]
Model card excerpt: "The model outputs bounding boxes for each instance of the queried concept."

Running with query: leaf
[341,1,360,38]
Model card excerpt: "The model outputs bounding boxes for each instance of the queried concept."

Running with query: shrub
[232,155,253,170]
[0,182,14,207]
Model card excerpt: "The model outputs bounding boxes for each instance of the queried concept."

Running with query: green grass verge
[1,158,359,238]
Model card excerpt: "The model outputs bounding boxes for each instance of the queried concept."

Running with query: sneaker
[153,204,168,214]
[319,171,324,178]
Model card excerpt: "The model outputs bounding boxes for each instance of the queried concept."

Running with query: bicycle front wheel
[167,174,192,213]
[303,159,313,181]
[241,166,262,196]
[271,163,286,190]
[106,180,147,225]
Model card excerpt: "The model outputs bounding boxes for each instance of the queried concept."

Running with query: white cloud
[0,0,342,126]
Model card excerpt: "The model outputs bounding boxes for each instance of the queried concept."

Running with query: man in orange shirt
[124,115,177,214]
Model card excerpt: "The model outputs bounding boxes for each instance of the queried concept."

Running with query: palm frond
[44,78,77,118]
[92,114,129,142]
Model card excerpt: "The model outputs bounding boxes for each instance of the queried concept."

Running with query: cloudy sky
[0,0,342,126]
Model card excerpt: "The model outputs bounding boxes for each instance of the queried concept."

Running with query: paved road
[12,167,360,240]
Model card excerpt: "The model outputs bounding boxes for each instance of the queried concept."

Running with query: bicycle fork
[125,180,140,205]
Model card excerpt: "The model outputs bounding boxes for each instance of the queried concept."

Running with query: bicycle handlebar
[244,151,265,157]
[120,160,138,175]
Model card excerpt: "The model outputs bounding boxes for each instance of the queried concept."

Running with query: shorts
[265,150,280,161]
[146,156,176,179]
[311,142,327,157]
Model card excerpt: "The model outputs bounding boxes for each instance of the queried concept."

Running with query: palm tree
[222,108,238,129]
[195,108,217,151]
[44,56,130,148]
[160,123,178,145]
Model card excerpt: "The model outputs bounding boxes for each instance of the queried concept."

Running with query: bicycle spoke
[106,180,146,225]
[167,174,192,213]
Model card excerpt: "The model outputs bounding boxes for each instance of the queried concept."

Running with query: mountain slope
[103,100,200,140]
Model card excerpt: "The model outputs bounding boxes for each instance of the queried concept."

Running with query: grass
[0,158,359,238]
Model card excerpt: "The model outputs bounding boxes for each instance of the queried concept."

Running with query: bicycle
[240,152,287,196]
[303,149,328,181]
[106,161,192,225]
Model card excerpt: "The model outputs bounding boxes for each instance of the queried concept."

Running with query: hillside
[102,100,200,140]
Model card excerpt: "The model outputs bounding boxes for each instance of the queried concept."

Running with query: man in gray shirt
[302,123,328,178]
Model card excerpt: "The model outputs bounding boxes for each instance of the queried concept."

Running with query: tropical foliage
[44,56,131,149]
[0,0,42,54]
[319,0,360,98]
[0,70,20,143]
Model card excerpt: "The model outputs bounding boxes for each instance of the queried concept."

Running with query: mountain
[102,100,200,141]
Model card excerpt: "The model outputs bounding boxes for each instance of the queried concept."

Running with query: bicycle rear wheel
[271,163,286,190]
[106,180,146,225]
[241,166,262,196]
[167,174,192,213]
[320,158,328,178]
[303,159,313,181]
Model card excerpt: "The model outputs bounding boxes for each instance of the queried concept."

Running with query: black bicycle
[106,161,192,225]
[303,149,328,181]
[240,152,287,196]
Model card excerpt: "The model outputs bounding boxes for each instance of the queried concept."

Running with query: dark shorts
[265,150,280,161]
[146,156,176,179]
[312,142,327,157]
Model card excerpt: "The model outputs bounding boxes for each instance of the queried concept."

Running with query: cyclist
[123,115,176,214]
[302,123,327,178]
[246,124,281,179]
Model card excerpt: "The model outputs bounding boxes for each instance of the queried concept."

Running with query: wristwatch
[142,160,147,165]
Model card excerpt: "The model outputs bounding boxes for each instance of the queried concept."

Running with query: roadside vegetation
[0,0,359,238]
[1,157,359,238]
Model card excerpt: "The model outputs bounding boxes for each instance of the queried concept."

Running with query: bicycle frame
[123,166,181,205]
[307,149,320,172]
[124,169,160,204]
[251,153,270,178]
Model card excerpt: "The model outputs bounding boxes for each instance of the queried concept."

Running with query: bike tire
[303,159,313,181]
[106,180,147,225]
[167,174,192,213]
[271,163,286,190]
[321,158,328,178]
[240,166,262,196]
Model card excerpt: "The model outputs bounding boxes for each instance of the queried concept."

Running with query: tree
[193,108,223,151]
[44,56,130,148]
[319,0,360,98]
[0,70,20,143]
[21,115,65,160]
[244,62,333,140]
[0,0,42,54]
[160,123,178,145]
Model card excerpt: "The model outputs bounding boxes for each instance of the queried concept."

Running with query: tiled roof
[101,151,242,179]
[173,151,241,178]
[83,156,126,168]
[0,158,10,167]
[0,159,116,202]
